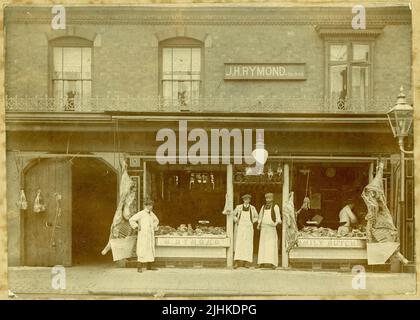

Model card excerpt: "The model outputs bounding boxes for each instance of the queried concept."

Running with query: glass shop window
[160,39,202,111]
[328,43,371,111]
[50,37,92,111]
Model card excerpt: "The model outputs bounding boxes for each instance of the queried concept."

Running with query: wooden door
[24,158,72,266]
[404,159,415,261]
[390,157,416,261]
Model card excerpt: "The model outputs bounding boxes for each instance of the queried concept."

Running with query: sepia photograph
[1,0,418,300]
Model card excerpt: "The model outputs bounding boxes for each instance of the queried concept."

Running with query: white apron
[257,208,279,266]
[129,210,159,263]
[234,207,255,263]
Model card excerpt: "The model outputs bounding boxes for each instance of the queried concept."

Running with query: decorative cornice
[4,7,412,26]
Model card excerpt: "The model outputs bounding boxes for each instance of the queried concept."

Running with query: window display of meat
[155,225,176,235]
[155,224,226,236]
[298,226,366,238]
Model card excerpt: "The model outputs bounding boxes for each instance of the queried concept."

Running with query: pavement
[5,264,417,299]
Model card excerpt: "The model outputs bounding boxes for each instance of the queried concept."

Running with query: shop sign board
[156,236,230,247]
[297,237,366,248]
[224,63,306,80]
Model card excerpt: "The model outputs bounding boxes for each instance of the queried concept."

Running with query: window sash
[352,44,370,63]
[328,42,371,111]
[161,46,202,109]
[51,46,92,111]
[351,65,369,110]
[52,47,92,80]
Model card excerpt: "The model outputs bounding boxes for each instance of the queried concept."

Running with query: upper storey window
[328,42,371,111]
[160,38,203,111]
[50,37,92,111]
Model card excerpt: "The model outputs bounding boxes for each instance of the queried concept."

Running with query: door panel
[24,158,72,266]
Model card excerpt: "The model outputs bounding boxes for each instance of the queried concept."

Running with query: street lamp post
[387,86,414,156]
[386,86,414,258]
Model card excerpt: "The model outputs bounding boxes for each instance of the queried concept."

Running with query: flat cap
[144,198,154,206]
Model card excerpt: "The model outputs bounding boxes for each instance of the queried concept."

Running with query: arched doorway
[71,158,117,265]
[23,157,118,266]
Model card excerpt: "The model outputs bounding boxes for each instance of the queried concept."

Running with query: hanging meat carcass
[123,191,136,220]
[101,158,137,260]
[362,162,397,243]
[361,162,408,265]
[284,192,299,252]
[119,161,132,200]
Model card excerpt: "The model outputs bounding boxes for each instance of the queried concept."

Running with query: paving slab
[7,266,417,298]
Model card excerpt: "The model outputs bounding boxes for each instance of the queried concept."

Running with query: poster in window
[130,176,141,211]
[310,193,322,210]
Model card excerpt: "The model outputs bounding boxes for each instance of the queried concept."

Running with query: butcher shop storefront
[105,113,414,271]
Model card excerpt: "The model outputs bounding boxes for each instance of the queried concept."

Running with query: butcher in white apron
[129,199,159,273]
[257,193,281,269]
[337,200,358,236]
[233,194,258,268]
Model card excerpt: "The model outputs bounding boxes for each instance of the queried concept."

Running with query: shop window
[50,37,92,111]
[160,38,203,111]
[328,42,371,111]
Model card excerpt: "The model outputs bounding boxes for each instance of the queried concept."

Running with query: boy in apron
[129,199,159,273]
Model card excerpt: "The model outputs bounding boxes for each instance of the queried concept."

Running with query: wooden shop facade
[5,112,415,269]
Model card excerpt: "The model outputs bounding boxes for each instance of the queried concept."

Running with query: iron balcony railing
[5,95,400,114]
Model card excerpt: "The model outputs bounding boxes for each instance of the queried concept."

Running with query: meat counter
[288,227,368,267]
[155,235,231,259]
[154,225,230,259]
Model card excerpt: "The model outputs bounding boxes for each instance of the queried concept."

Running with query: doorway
[71,158,117,265]
[234,183,283,258]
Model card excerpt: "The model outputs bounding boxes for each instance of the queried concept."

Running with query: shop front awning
[5,111,392,134]
[6,111,405,156]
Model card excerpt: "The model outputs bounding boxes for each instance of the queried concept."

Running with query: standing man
[129,199,159,273]
[257,193,281,269]
[233,194,259,269]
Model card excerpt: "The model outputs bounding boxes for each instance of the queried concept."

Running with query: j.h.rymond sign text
[224,63,306,80]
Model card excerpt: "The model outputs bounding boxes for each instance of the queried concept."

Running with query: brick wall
[4,7,412,113]
[374,25,412,99]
